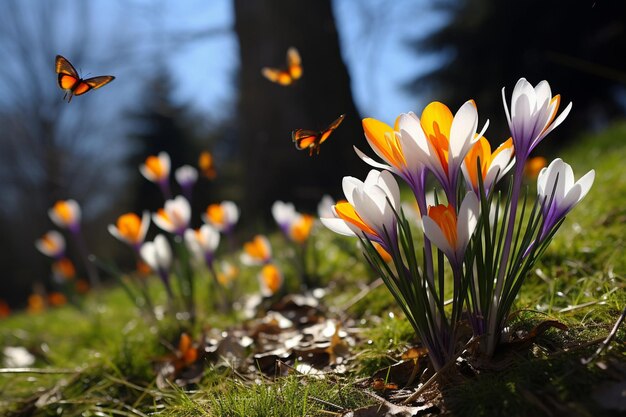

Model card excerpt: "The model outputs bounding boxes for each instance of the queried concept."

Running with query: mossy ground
[1,123,625,416]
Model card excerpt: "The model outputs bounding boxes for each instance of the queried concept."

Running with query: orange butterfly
[55,55,115,102]
[262,47,302,86]
[292,114,345,156]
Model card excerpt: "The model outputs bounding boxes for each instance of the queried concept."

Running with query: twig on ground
[581,305,626,365]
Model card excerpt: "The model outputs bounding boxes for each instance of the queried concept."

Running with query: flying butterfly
[55,55,115,102]
[262,47,302,86]
[292,114,345,156]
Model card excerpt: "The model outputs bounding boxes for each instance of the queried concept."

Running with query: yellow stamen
[428,204,458,247]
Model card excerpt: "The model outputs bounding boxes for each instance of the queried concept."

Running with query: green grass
[1,122,625,416]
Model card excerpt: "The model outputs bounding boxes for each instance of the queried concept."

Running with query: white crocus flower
[321,170,400,248]
[537,158,594,239]
[48,200,81,233]
[139,151,171,184]
[184,224,220,266]
[502,78,572,159]
[203,201,240,233]
[153,196,191,236]
[140,234,172,274]
[35,231,66,258]
[175,165,198,188]
[317,194,335,219]
[271,201,298,235]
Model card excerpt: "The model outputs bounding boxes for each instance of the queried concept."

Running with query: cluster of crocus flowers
[322,77,594,369]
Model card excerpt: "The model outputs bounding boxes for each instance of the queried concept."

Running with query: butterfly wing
[318,114,346,145]
[56,55,80,91]
[286,47,302,80]
[292,129,320,151]
[80,75,115,92]
[262,67,293,86]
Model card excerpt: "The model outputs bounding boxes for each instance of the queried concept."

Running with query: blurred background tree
[234,0,367,222]
[408,0,626,149]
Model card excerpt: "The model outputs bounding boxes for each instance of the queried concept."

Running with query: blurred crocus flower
[421,192,479,265]
[184,224,220,267]
[48,292,67,307]
[272,201,298,236]
[217,261,239,287]
[502,78,571,161]
[198,151,217,180]
[462,137,515,195]
[317,195,335,219]
[108,212,150,251]
[175,165,198,200]
[153,196,191,236]
[241,235,272,265]
[27,294,45,314]
[0,300,10,318]
[203,201,239,234]
[35,231,65,259]
[52,258,76,282]
[321,170,400,251]
[258,263,283,297]
[289,214,315,245]
[48,200,81,233]
[140,152,171,198]
[140,234,174,298]
[537,158,594,240]
[140,152,171,184]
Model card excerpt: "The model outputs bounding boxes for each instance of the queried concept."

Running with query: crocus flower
[153,196,191,236]
[217,261,239,287]
[259,263,283,297]
[203,201,239,234]
[356,115,428,196]
[198,151,217,180]
[27,294,45,314]
[140,234,174,298]
[462,137,515,195]
[140,152,171,198]
[184,224,220,267]
[140,234,172,274]
[35,231,65,259]
[52,258,76,282]
[48,200,81,233]
[288,214,315,245]
[272,201,298,236]
[537,158,594,240]
[421,192,479,265]
[415,101,487,205]
[48,292,67,307]
[175,165,198,200]
[317,194,335,219]
[108,211,150,250]
[321,170,400,250]
[241,235,272,265]
[502,78,571,161]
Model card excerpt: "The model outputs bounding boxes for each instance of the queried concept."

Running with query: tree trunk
[233,0,366,222]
